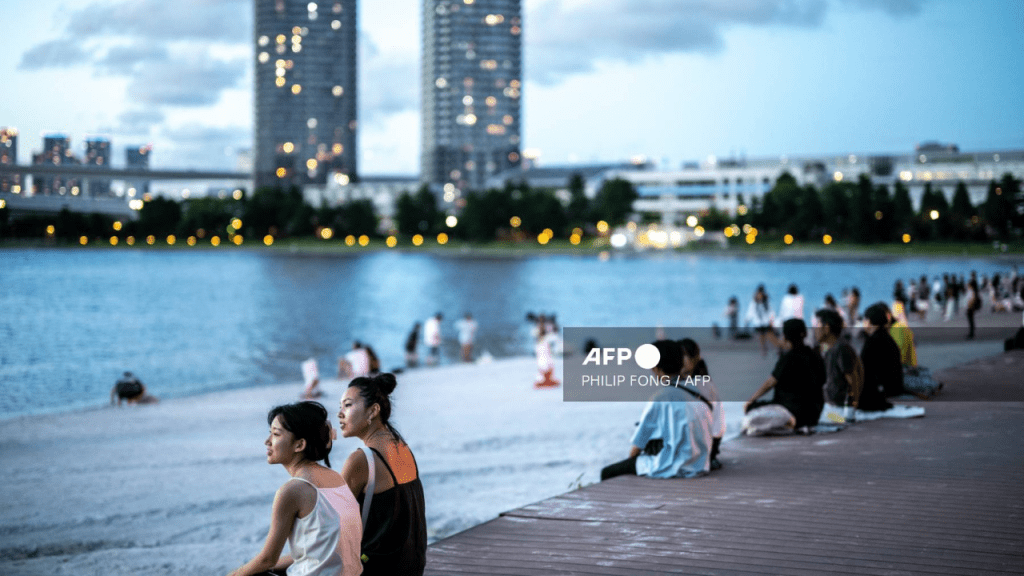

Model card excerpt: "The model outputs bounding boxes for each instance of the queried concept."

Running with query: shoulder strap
[676,382,714,410]
[359,446,375,528]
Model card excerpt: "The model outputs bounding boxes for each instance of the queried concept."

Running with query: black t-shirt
[861,329,904,402]
[770,345,826,428]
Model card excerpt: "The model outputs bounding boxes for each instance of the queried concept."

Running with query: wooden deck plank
[426,351,1024,575]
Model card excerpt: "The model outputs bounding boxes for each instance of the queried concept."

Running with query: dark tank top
[356,446,427,576]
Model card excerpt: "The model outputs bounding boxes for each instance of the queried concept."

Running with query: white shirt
[344,348,370,378]
[423,317,442,347]
[778,293,805,322]
[455,318,478,345]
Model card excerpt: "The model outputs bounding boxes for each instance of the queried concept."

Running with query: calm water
[0,247,1015,419]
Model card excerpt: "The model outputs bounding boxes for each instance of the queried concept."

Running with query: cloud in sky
[525,0,923,84]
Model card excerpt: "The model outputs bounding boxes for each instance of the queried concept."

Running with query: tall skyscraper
[422,0,522,192]
[253,0,357,189]
[32,133,80,196]
[84,136,112,197]
[0,128,19,194]
[126,144,151,197]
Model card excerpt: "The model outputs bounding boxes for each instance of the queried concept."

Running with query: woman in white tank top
[228,401,362,576]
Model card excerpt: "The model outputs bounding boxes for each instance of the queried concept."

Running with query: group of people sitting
[602,300,936,481]
[230,374,426,576]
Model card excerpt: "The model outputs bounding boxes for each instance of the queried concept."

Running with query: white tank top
[287,478,363,576]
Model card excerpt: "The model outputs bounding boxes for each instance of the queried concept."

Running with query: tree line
[1,172,1019,244]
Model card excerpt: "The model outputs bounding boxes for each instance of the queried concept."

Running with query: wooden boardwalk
[426,350,1024,575]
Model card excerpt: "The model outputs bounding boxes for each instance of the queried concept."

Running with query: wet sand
[0,311,1019,575]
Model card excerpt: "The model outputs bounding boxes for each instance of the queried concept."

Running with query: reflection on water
[0,248,1012,418]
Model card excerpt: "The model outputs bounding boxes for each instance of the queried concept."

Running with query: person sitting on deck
[600,340,713,481]
[678,338,725,471]
[860,303,908,407]
[743,319,826,434]
[888,300,941,398]
[814,309,863,421]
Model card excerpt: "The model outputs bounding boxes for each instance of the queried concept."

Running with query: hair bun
[374,373,397,396]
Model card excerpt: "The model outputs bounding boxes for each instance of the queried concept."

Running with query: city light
[833,172,844,182]
[276,167,287,178]
[784,234,794,245]
[45,225,55,236]
[113,221,122,231]
[570,233,581,245]
[875,211,883,220]
[319,227,333,240]
[596,220,609,234]
[126,236,135,246]
[737,205,748,216]
[686,215,698,227]
[510,216,521,228]
[537,232,550,245]
[437,233,449,245]
[146,235,155,245]
[231,218,243,229]
[446,215,458,227]
[694,226,705,238]
[610,233,627,248]
[109,236,118,246]
[823,234,833,245]
[412,234,424,246]
[211,236,221,247]
[903,233,912,243]
[930,210,939,220]
[386,236,397,248]
[334,173,350,185]
[129,199,144,210]
[233,235,244,246]
[167,235,176,245]
[358,235,369,246]
[745,234,756,245]
[187,236,197,246]
[345,235,355,246]
[292,84,302,94]
[79,236,88,245]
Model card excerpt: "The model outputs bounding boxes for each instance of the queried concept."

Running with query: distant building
[421,0,522,193]
[125,144,152,197]
[306,173,420,223]
[487,161,651,199]
[84,136,112,197]
[601,147,1024,227]
[32,133,80,196]
[253,0,357,189]
[0,127,20,194]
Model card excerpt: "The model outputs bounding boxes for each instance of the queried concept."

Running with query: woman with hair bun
[338,373,426,576]
[229,401,362,576]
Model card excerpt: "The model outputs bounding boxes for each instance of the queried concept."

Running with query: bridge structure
[0,164,252,220]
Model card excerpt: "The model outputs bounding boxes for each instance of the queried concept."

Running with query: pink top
[288,478,363,576]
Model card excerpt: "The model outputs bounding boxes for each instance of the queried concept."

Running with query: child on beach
[109,372,158,406]
[338,374,427,576]
[534,322,560,388]
[229,401,362,576]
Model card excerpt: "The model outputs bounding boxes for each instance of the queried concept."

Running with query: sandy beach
[0,311,1018,575]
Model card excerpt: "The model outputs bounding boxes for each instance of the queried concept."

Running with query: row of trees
[393,177,638,241]
[1,172,1020,244]
[700,172,1022,243]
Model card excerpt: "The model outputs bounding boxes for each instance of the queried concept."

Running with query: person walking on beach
[743,319,826,433]
[778,284,805,324]
[229,401,362,576]
[745,285,775,356]
[404,323,420,368]
[422,313,443,366]
[966,278,981,339]
[534,322,560,388]
[600,340,712,481]
[338,374,427,576]
[455,312,478,362]
[845,287,861,328]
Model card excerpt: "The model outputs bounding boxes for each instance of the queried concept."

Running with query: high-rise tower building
[0,128,19,194]
[84,136,112,197]
[32,133,80,195]
[126,144,151,197]
[422,0,522,192]
[253,0,357,189]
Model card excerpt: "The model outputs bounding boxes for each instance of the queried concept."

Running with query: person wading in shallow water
[338,374,426,576]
